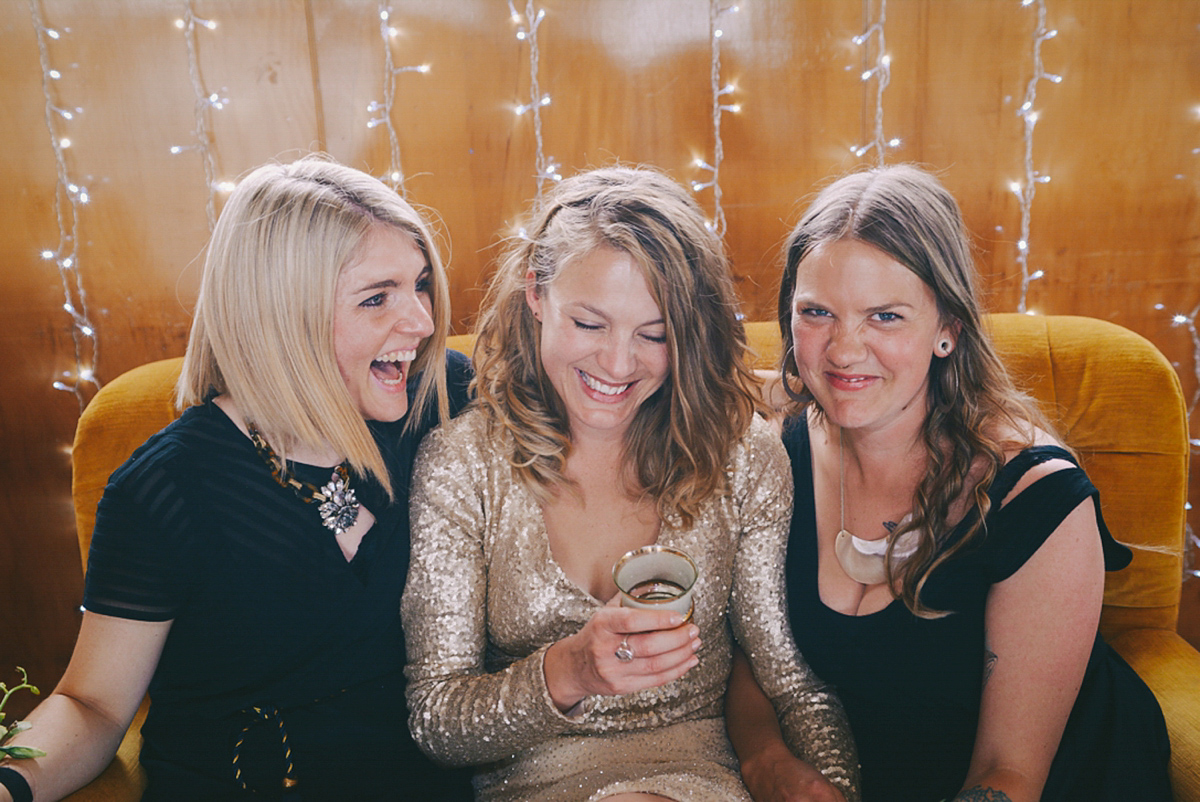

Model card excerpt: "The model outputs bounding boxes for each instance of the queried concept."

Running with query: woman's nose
[395,293,435,339]
[596,334,636,378]
[826,324,866,366]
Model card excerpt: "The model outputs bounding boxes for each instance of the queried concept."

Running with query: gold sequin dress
[403,410,859,801]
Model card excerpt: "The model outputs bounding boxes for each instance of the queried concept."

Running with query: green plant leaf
[0,745,47,759]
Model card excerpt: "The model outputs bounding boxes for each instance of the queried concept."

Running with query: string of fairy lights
[369,6,430,197]
[30,0,100,407]
[169,0,225,231]
[21,3,1200,573]
[1167,301,1200,576]
[690,1,740,238]
[852,0,900,165]
[509,0,560,202]
[1012,0,1061,314]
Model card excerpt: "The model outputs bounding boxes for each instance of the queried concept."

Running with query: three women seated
[0,158,1170,802]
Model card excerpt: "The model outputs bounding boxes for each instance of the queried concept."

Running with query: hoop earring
[939,355,961,410]
[938,339,953,356]
[781,347,811,405]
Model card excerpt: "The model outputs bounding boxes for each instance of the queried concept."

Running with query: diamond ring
[615,638,634,662]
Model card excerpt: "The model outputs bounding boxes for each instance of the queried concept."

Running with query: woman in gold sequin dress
[401,167,859,802]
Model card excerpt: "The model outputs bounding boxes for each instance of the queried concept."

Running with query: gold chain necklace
[246,423,360,535]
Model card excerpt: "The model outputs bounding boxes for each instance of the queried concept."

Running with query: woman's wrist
[542,637,587,712]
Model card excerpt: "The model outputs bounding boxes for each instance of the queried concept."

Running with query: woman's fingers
[620,624,700,664]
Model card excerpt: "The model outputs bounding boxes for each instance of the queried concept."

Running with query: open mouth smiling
[577,368,632,397]
[370,349,417,386]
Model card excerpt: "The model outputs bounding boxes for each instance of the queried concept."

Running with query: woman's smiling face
[790,238,955,437]
[526,245,670,442]
[332,226,435,422]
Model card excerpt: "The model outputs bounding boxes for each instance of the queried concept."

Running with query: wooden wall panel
[1,0,1197,711]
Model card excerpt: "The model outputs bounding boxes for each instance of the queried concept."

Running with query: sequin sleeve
[402,412,586,766]
[728,417,862,802]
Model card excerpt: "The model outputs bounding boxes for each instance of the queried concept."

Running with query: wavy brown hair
[777,165,1056,616]
[473,166,761,526]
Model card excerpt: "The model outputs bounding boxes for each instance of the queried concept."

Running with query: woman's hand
[741,740,847,802]
[543,598,700,711]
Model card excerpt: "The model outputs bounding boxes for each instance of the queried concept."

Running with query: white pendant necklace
[833,428,920,586]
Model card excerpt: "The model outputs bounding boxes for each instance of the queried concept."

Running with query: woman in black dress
[0,156,472,801]
[725,165,1171,802]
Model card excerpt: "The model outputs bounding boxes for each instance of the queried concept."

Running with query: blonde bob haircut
[777,164,1054,617]
[472,166,761,527]
[178,154,452,499]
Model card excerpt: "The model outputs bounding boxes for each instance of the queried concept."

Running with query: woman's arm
[954,490,1104,802]
[0,612,168,802]
[728,421,859,801]
[726,649,845,802]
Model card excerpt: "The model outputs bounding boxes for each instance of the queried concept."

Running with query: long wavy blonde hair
[178,155,452,499]
[777,165,1057,616]
[473,166,761,526]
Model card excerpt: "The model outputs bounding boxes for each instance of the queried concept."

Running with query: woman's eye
[874,311,901,322]
[360,292,386,308]
[416,274,432,294]
[573,320,603,332]
[799,307,830,318]
[641,332,667,344]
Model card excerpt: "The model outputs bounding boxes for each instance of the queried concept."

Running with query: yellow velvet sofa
[67,314,1199,800]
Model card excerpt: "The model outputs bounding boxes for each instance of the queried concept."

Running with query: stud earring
[938,339,952,356]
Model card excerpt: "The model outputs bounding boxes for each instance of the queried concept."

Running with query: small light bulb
[46,28,61,39]
[41,250,55,260]
[174,18,185,29]
[60,137,71,148]
[48,69,61,79]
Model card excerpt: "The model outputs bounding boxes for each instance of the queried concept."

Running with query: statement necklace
[833,429,920,586]
[246,423,360,535]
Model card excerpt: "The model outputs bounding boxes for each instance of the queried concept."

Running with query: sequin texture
[403,410,859,801]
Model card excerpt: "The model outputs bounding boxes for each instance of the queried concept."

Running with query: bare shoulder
[994,423,1077,507]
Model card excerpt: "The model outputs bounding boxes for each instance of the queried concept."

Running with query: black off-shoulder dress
[782,418,1171,802]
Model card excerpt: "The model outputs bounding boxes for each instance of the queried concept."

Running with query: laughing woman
[402,167,858,802]
[0,156,472,802]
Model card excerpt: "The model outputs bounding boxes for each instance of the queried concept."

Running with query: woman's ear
[525,268,542,322]
[935,318,962,357]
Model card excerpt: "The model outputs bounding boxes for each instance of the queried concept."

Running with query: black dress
[782,418,1171,802]
[83,351,474,801]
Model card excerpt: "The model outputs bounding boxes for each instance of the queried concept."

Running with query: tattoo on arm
[953,786,1013,801]
[982,648,997,686]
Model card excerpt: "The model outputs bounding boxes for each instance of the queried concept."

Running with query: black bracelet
[0,766,32,802]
